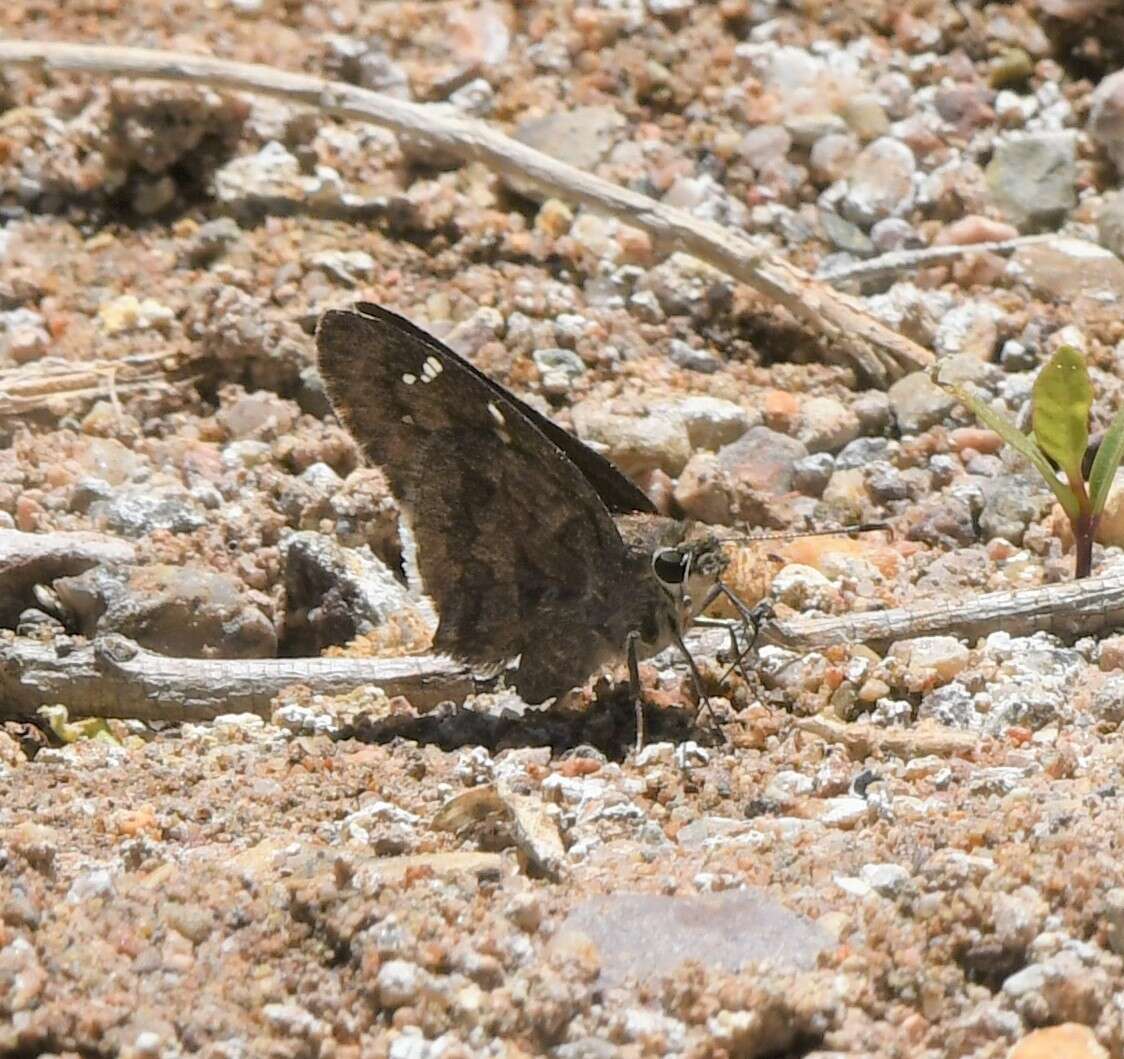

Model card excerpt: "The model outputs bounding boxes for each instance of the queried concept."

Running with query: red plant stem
[1075,511,1095,579]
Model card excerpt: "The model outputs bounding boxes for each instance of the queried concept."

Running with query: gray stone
[907,495,978,548]
[986,133,1077,231]
[660,396,755,451]
[809,133,859,184]
[182,216,241,267]
[1010,237,1124,303]
[796,396,861,454]
[841,137,916,227]
[448,77,494,117]
[988,681,1068,732]
[376,960,429,1009]
[513,108,625,193]
[770,564,836,610]
[994,887,1046,952]
[444,306,505,357]
[533,347,585,397]
[866,461,909,503]
[718,426,808,495]
[91,487,206,538]
[554,1039,620,1059]
[861,863,910,897]
[739,125,792,169]
[307,249,376,285]
[820,209,874,255]
[1105,887,1124,956]
[979,474,1051,545]
[356,48,411,98]
[793,452,835,496]
[572,402,692,478]
[667,339,721,374]
[68,477,114,514]
[642,253,733,320]
[557,891,832,988]
[870,217,918,253]
[852,391,892,434]
[627,289,664,323]
[934,301,1002,360]
[1089,69,1124,174]
[1097,191,1124,259]
[917,683,977,728]
[53,564,276,659]
[283,531,415,653]
[786,112,848,147]
[836,436,895,471]
[1090,675,1124,727]
[888,372,957,435]
[662,174,748,228]
[763,769,814,805]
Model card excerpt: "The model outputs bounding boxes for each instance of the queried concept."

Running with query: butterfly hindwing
[315,303,638,696]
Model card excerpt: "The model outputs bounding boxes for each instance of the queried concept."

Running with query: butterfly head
[650,533,729,629]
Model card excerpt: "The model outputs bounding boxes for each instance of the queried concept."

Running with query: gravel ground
[4,1,1124,1056]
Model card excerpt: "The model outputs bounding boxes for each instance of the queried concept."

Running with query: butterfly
[316,303,758,745]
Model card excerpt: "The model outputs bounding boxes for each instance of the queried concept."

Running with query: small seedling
[937,345,1124,579]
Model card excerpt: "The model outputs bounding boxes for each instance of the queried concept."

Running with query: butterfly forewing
[315,304,637,695]
[347,303,656,515]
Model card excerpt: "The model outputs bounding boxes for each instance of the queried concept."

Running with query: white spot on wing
[496,428,512,445]
[420,355,444,383]
[487,401,505,426]
[402,414,415,425]
[401,372,417,385]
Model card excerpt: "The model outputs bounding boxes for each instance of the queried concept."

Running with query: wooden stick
[763,573,1124,651]
[4,572,1119,724]
[0,353,185,417]
[0,633,475,722]
[0,40,934,387]
[819,234,1055,287]
[795,715,980,759]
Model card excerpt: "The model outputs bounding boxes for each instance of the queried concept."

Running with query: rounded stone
[841,137,916,227]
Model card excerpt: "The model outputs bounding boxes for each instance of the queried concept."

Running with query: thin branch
[0,632,475,722]
[6,573,1121,725]
[819,233,1056,287]
[763,573,1124,651]
[0,352,187,417]
[0,40,934,387]
[795,715,980,759]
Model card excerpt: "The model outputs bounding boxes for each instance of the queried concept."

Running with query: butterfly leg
[625,629,645,754]
[693,615,753,684]
[669,624,729,745]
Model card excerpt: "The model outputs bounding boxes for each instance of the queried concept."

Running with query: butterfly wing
[316,303,636,700]
[347,303,656,515]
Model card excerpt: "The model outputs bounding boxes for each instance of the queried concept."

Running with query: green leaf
[1090,403,1124,516]
[1032,345,1091,488]
[947,382,1080,520]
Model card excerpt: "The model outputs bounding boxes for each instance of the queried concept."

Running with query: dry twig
[0,40,935,386]
[763,573,1124,651]
[818,234,1055,287]
[0,633,474,722]
[0,353,185,418]
[795,715,980,759]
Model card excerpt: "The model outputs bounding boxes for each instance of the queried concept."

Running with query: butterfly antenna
[719,520,891,545]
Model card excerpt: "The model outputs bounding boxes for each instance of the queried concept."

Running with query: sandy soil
[3,1,1124,1057]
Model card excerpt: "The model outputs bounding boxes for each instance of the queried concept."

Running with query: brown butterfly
[316,303,755,744]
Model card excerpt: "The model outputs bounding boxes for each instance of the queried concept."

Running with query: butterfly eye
[652,548,688,585]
